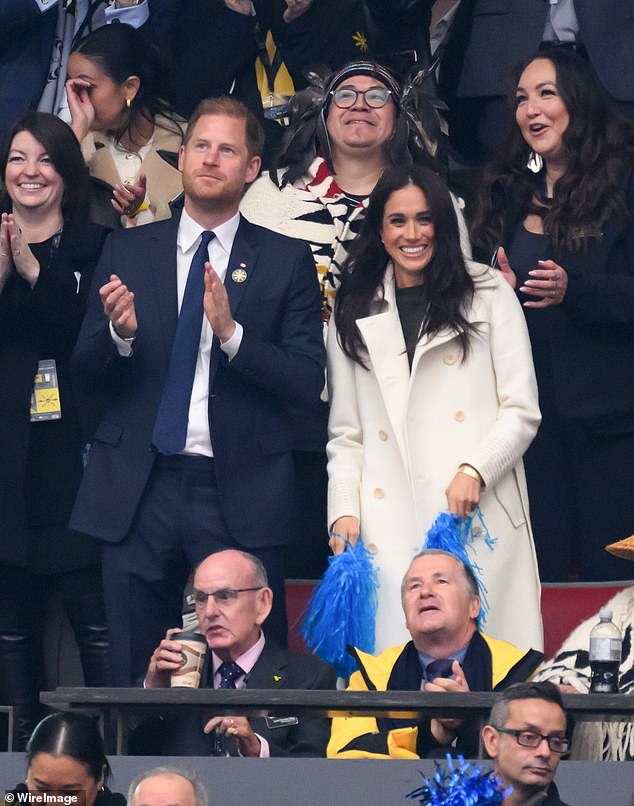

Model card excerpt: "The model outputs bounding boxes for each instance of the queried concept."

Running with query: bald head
[128,769,206,806]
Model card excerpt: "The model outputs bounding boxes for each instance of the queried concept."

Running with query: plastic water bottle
[589,608,621,693]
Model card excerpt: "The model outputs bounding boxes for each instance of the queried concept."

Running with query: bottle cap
[599,607,613,620]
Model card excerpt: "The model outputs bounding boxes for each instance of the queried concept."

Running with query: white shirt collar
[178,207,241,256]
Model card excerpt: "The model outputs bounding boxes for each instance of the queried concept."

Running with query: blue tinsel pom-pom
[300,539,379,678]
[407,754,511,806]
[422,508,494,627]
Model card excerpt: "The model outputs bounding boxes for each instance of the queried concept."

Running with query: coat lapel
[243,641,289,689]
[147,213,181,361]
[355,266,410,464]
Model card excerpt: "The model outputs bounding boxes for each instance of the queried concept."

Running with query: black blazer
[131,640,337,757]
[70,212,325,549]
[0,218,107,571]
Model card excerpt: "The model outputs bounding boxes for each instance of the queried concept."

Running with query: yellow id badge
[30,359,62,422]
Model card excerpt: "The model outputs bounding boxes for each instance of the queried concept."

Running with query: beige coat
[326,261,543,653]
[81,114,185,225]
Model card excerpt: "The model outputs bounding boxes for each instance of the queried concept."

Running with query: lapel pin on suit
[273,674,282,682]
[231,262,248,283]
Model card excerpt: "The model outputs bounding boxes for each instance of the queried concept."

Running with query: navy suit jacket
[70,211,325,549]
[456,0,634,102]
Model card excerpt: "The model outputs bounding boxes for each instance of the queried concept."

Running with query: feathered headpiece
[271,60,448,188]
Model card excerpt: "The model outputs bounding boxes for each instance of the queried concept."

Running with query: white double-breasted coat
[327,261,543,653]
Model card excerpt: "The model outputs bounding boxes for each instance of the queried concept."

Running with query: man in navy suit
[71,96,325,685]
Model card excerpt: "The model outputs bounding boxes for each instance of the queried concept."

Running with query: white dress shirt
[111,208,244,457]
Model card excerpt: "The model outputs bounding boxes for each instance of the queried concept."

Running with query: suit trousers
[101,454,288,686]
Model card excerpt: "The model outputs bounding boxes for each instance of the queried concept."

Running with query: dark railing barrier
[41,688,634,755]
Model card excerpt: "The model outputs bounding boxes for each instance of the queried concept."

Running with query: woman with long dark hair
[66,23,185,228]
[7,712,124,806]
[471,49,634,582]
[327,164,542,652]
[0,112,111,748]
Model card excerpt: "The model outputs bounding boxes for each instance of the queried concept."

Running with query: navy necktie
[425,658,455,681]
[218,661,244,689]
[152,230,215,455]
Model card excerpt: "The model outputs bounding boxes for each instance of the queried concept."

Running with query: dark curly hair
[471,49,634,257]
[335,164,474,367]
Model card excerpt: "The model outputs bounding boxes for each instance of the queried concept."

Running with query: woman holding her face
[326,165,542,653]
[66,23,185,229]
[471,50,634,583]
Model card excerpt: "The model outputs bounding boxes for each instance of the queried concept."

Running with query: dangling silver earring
[527,150,543,173]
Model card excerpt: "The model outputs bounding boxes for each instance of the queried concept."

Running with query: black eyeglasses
[495,728,569,754]
[193,587,264,607]
[330,87,393,109]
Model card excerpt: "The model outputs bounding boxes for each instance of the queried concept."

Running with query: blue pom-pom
[300,539,379,678]
[407,754,511,805]
[422,508,494,627]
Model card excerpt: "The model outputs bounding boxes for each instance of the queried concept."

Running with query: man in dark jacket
[482,682,573,806]
[138,549,336,757]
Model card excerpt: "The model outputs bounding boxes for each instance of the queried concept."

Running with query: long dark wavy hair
[335,165,475,367]
[1,111,89,221]
[471,49,634,257]
[72,23,183,147]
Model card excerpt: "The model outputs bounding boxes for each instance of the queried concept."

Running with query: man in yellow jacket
[328,550,543,759]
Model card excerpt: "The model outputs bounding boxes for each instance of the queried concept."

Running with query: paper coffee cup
[170,631,207,688]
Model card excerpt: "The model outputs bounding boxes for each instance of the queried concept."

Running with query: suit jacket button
[373,487,385,499]
[454,410,465,422]
[378,429,388,441]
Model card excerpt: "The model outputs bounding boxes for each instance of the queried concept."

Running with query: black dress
[0,218,111,748]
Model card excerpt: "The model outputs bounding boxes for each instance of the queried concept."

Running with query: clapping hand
[520,259,568,308]
[0,212,40,288]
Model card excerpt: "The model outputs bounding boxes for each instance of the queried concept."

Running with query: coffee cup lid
[171,631,206,642]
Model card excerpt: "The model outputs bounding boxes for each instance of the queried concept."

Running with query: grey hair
[127,767,208,806]
[401,549,480,599]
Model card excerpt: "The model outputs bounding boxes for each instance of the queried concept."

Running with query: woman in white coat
[327,165,543,654]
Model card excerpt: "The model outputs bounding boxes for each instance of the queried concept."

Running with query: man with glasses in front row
[135,549,336,757]
[482,682,573,806]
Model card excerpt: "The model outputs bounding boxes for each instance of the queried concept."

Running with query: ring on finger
[229,726,239,735]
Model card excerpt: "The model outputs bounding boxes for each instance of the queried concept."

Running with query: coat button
[366,543,378,555]
[454,410,465,422]
[373,487,385,499]
[443,353,457,365]
[378,430,388,441]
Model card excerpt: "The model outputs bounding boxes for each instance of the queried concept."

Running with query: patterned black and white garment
[536,586,634,760]
[242,156,367,325]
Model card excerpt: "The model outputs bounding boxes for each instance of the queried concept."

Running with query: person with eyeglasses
[240,60,468,584]
[481,682,573,806]
[137,549,336,757]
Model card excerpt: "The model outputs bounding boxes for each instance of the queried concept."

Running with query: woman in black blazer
[0,112,111,748]
[471,49,634,583]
